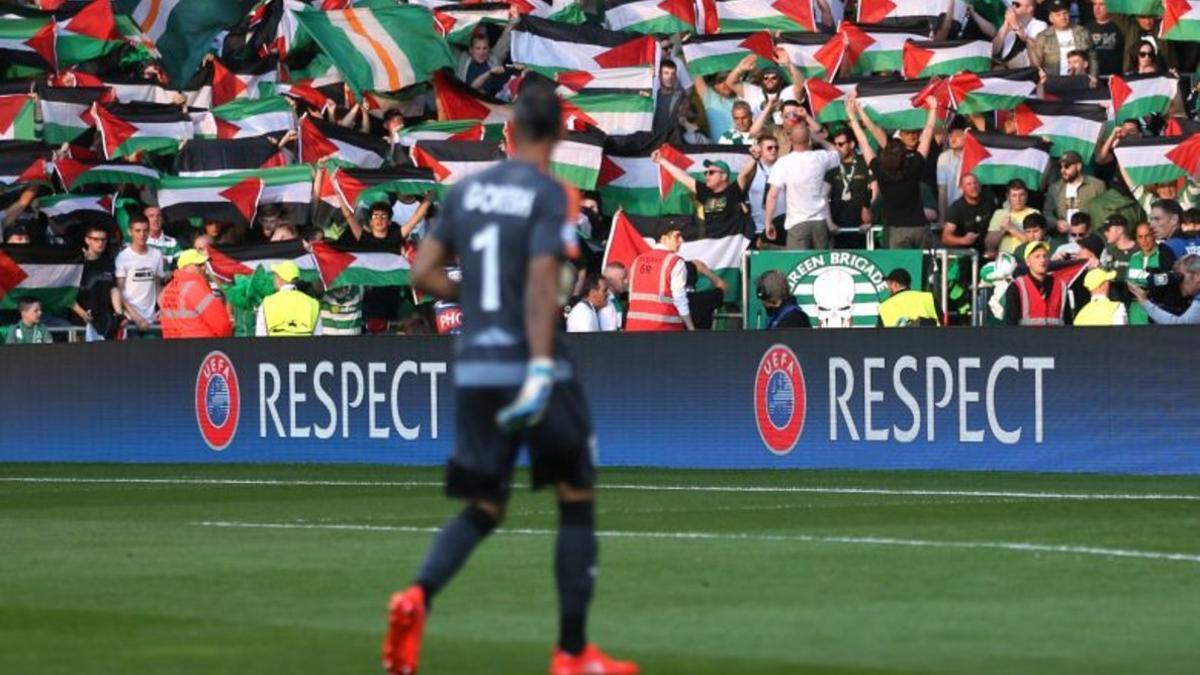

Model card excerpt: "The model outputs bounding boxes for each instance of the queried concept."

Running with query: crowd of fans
[3,0,1200,344]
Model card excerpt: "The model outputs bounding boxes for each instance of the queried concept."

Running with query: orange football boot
[381,585,426,675]
[549,643,640,675]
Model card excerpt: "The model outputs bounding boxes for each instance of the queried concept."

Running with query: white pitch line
[3,476,1200,502]
[196,521,1200,565]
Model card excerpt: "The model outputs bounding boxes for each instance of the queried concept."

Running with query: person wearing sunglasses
[1132,40,1160,74]
[993,0,1048,68]
[71,224,124,342]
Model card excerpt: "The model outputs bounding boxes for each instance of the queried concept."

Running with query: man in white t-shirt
[115,214,166,337]
[566,274,614,333]
[764,119,840,250]
[993,0,1048,68]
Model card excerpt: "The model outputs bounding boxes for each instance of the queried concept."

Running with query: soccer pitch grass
[3,465,1199,675]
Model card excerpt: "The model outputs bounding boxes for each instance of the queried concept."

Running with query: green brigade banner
[744,250,923,329]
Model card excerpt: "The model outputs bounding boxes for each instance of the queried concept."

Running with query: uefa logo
[195,351,240,451]
[754,344,806,455]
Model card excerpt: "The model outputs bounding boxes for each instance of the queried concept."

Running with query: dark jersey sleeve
[528,179,575,259]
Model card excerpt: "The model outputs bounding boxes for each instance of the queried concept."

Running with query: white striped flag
[206,241,317,283]
[1114,135,1191,187]
[960,130,1050,188]
[0,142,53,187]
[431,71,511,123]
[1110,73,1179,123]
[173,137,287,177]
[293,4,454,96]
[515,0,589,23]
[1048,83,1115,121]
[298,114,388,168]
[330,166,438,210]
[91,102,193,159]
[311,240,411,289]
[432,3,511,45]
[605,0,698,35]
[854,78,930,130]
[680,30,777,78]
[52,157,161,191]
[512,15,658,74]
[158,174,264,226]
[395,120,496,147]
[841,21,927,74]
[554,66,655,94]
[0,245,82,313]
[183,56,278,109]
[0,94,37,142]
[37,193,115,237]
[54,0,122,68]
[603,210,752,297]
[211,96,296,140]
[1167,133,1200,177]
[777,32,845,80]
[857,0,944,23]
[36,85,107,145]
[548,128,606,191]
[946,68,1036,114]
[699,0,821,33]
[561,92,655,135]
[0,17,57,72]
[902,39,991,79]
[597,135,751,216]
[805,78,848,123]
[1162,0,1200,41]
[410,140,505,184]
[1012,100,1107,163]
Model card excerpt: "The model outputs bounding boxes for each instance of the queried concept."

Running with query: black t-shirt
[355,223,404,246]
[695,181,750,236]
[79,255,121,337]
[945,194,996,253]
[825,155,872,228]
[870,154,927,228]
[1086,21,1124,77]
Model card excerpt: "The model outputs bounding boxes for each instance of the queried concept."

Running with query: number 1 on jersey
[471,224,500,311]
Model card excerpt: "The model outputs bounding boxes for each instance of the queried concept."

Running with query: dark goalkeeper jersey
[430,159,577,387]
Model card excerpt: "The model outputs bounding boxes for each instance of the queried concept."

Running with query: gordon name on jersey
[462,182,536,218]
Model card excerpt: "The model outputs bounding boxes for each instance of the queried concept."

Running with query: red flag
[310,241,355,288]
[0,249,28,301]
[657,144,692,197]
[601,211,652,272]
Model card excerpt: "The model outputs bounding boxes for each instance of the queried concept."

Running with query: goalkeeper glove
[496,357,555,430]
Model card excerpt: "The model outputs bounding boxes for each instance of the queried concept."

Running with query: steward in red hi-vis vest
[626,227,694,332]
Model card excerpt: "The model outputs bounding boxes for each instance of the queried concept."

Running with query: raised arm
[856,99,889,149]
[736,150,759,191]
[335,183,365,240]
[845,93,877,165]
[722,53,757,99]
[651,149,698,194]
[1094,126,1123,166]
[399,194,433,239]
[917,96,938,159]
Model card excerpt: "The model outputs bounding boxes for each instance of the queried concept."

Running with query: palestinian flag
[516,0,589,23]
[174,137,287,177]
[1110,74,1179,123]
[36,85,108,145]
[310,240,410,289]
[680,31,776,78]
[0,95,36,142]
[98,78,178,105]
[293,4,454,96]
[1114,136,1191,186]
[1162,0,1200,41]
[548,128,606,191]
[605,0,698,35]
[1103,0,1163,15]
[947,68,1036,114]
[432,3,510,45]
[854,78,930,130]
[597,136,750,216]
[299,115,388,168]
[562,92,655,136]
[92,102,194,159]
[512,15,658,73]
[777,32,846,80]
[857,0,945,23]
[960,131,1050,187]
[1012,100,1107,163]
[52,157,161,191]
[701,0,822,33]
[432,71,510,123]
[183,56,278,109]
[54,0,122,68]
[0,245,82,313]
[805,78,849,123]
[0,18,57,72]
[555,66,655,94]
[206,241,317,283]
[603,210,752,297]
[902,39,991,79]
[1049,84,1115,121]
[0,141,54,187]
[37,193,115,237]
[157,174,264,226]
[331,166,438,210]
[211,96,296,140]
[1167,133,1200,177]
[410,140,505,184]
[395,120,497,147]
[841,21,927,75]
[118,1,243,83]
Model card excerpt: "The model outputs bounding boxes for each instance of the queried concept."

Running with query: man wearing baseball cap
[1028,1,1097,80]
[878,268,939,327]
[159,249,232,339]
[1074,268,1127,325]
[1045,150,1107,235]
[256,260,322,337]
[652,149,757,249]
[1003,240,1071,325]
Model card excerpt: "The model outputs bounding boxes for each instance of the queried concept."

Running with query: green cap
[702,159,731,176]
